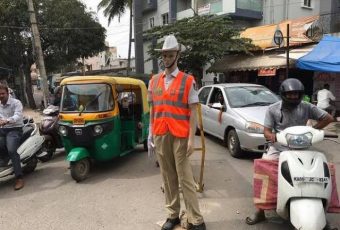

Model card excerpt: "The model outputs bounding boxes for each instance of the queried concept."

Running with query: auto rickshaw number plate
[73,118,85,125]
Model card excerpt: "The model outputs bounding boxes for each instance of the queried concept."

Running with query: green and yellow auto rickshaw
[58,76,149,182]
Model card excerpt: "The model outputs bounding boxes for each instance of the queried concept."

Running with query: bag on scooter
[253,159,340,213]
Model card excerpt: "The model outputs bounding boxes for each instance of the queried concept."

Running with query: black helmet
[279,78,304,107]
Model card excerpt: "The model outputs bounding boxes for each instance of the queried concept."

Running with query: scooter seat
[22,126,33,142]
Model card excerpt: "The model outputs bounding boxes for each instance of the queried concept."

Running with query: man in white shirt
[317,84,336,117]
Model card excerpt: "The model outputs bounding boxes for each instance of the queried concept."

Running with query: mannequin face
[161,50,178,70]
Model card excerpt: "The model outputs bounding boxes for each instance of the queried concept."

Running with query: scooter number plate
[293,177,329,183]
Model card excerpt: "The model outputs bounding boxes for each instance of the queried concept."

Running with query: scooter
[39,105,63,162]
[0,119,45,178]
[276,126,338,230]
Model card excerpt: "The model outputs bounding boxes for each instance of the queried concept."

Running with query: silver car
[197,83,279,157]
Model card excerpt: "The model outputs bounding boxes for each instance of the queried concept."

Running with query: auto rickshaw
[58,76,149,182]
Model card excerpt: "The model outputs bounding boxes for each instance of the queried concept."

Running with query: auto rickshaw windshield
[61,83,114,112]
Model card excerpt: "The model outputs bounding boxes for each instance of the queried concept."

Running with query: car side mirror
[211,102,223,110]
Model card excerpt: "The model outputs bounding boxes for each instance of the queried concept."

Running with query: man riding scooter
[245,78,336,229]
[0,84,25,190]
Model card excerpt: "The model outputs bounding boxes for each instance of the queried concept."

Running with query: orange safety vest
[150,71,193,138]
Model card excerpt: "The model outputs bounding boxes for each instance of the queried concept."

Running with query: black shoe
[161,218,180,230]
[187,222,206,230]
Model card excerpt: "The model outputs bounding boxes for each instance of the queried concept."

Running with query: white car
[197,83,279,157]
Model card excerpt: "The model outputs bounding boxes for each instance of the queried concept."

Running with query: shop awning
[296,36,340,73]
[208,53,295,73]
[277,45,316,60]
[240,15,319,50]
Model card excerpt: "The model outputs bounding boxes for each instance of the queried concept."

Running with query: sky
[81,0,134,58]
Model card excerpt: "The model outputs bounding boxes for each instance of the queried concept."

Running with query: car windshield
[61,83,114,112]
[224,86,279,108]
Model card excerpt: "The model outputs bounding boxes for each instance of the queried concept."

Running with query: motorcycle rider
[0,84,25,190]
[52,86,62,107]
[245,78,336,229]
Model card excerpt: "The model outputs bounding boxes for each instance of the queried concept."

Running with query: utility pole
[27,0,49,108]
[286,23,290,79]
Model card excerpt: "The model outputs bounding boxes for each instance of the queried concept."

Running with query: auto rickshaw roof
[60,75,146,87]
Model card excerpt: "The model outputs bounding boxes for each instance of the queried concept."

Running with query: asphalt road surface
[1,131,340,230]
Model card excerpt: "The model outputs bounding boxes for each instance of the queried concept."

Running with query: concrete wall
[262,0,322,25]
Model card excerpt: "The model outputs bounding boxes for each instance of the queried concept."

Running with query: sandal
[245,211,266,225]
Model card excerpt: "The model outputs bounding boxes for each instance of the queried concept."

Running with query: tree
[0,0,106,108]
[144,15,254,85]
[98,0,132,75]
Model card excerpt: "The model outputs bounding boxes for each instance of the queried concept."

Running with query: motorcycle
[39,105,63,162]
[0,118,45,178]
[276,126,338,230]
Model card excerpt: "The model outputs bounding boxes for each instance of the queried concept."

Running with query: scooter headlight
[59,126,68,136]
[286,132,313,149]
[94,125,103,135]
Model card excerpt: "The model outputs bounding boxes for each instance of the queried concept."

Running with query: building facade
[134,0,340,81]
[262,0,340,34]
[136,0,264,75]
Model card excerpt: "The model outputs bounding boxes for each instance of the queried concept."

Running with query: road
[1,130,340,229]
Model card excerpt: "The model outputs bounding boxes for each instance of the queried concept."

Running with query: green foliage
[35,0,106,72]
[144,15,254,80]
[98,0,132,25]
[0,0,106,74]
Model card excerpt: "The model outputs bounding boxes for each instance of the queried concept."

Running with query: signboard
[258,68,276,77]
[198,3,211,15]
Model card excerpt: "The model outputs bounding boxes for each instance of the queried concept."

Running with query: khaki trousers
[154,132,204,225]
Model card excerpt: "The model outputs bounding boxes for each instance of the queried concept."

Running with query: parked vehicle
[197,83,279,157]
[39,105,63,162]
[58,76,149,182]
[276,126,337,230]
[0,118,45,178]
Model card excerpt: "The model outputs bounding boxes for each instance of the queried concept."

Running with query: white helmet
[155,34,186,52]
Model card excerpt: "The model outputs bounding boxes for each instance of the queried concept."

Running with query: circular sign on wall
[273,29,284,46]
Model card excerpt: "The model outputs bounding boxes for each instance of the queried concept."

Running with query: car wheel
[227,129,242,158]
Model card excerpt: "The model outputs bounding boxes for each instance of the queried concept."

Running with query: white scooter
[0,119,45,178]
[276,126,338,230]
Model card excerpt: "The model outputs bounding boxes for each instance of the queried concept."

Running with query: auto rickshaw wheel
[143,139,148,151]
[70,158,90,182]
[23,157,38,174]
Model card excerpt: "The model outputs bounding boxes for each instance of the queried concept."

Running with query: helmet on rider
[279,78,304,107]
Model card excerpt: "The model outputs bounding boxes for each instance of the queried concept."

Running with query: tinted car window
[224,86,279,108]
[198,87,212,104]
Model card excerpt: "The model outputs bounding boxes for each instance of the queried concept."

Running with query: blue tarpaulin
[296,35,340,73]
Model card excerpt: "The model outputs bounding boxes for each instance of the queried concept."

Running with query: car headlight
[59,126,68,136]
[286,132,313,149]
[245,122,264,134]
[94,125,103,135]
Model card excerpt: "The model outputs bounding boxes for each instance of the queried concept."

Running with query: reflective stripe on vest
[151,71,192,138]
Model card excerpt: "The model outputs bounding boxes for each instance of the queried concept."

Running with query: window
[162,13,169,25]
[198,87,212,104]
[208,88,225,109]
[149,17,154,28]
[61,84,114,112]
[302,0,312,7]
